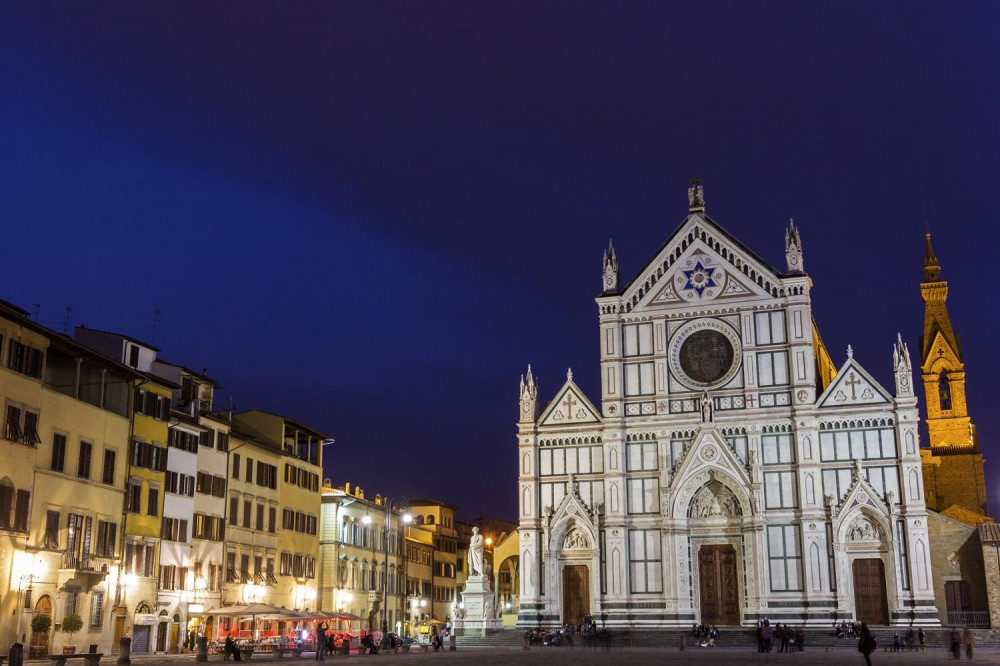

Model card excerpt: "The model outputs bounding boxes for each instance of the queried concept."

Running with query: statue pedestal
[455,576,502,636]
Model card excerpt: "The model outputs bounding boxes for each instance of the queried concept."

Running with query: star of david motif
[682,261,717,296]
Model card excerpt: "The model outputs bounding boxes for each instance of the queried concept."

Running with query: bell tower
[919,232,990,524]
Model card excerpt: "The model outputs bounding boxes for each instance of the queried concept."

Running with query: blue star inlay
[682,260,717,296]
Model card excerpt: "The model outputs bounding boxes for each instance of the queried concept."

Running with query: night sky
[3,3,999,521]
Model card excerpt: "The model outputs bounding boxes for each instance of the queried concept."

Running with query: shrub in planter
[31,612,53,635]
[61,613,84,653]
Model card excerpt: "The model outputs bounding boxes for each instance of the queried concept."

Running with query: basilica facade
[516,182,938,628]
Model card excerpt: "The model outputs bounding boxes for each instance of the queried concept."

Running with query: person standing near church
[963,628,975,659]
[858,623,875,666]
[316,622,328,661]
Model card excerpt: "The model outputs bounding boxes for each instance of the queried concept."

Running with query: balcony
[58,554,112,588]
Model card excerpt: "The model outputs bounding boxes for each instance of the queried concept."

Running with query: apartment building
[73,328,176,653]
[233,410,328,611]
[0,302,141,655]
[407,499,459,625]
[319,484,406,636]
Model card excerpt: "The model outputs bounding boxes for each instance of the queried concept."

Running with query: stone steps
[455,627,1000,650]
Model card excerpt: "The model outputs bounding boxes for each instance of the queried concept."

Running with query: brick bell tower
[918,232,991,525]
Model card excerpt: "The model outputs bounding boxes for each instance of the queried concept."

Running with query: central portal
[852,558,889,625]
[698,544,740,625]
[562,564,590,626]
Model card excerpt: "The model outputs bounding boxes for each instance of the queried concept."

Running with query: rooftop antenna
[63,307,74,334]
[151,309,163,345]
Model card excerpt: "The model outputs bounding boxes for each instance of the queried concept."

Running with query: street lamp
[121,573,137,639]
[378,499,411,641]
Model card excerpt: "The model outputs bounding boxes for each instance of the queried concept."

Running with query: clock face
[668,318,742,390]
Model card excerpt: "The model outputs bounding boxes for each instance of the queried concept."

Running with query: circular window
[679,329,735,384]
[668,319,742,390]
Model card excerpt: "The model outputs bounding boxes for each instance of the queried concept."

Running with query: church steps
[455,627,1000,650]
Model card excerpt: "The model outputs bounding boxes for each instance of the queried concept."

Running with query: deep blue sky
[2,3,999,520]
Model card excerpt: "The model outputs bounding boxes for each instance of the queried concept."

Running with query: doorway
[852,558,889,625]
[698,545,740,625]
[170,614,181,653]
[132,625,151,653]
[112,608,126,654]
[156,620,168,652]
[31,595,53,658]
[561,564,590,627]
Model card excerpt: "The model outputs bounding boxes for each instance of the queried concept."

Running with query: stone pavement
[23,648,1000,666]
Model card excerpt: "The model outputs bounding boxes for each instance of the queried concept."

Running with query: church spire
[785,218,803,273]
[602,240,619,294]
[519,364,538,424]
[917,232,989,522]
[923,231,941,282]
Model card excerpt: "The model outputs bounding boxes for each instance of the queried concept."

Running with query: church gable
[537,370,602,427]
[671,428,751,491]
[639,243,773,310]
[620,214,788,314]
[816,350,892,408]
[833,461,893,513]
[922,329,961,373]
[547,480,600,547]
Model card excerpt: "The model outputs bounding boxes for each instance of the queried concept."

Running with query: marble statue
[700,392,713,422]
[468,526,485,577]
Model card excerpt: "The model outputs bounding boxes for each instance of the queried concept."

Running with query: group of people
[948,628,976,660]
[754,618,805,653]
[882,627,926,651]
[690,624,721,648]
[524,628,569,646]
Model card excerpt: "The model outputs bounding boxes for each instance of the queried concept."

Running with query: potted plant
[31,612,52,656]
[31,612,52,636]
[60,613,83,654]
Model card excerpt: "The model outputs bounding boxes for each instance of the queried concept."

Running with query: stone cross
[562,394,578,419]
[845,372,861,400]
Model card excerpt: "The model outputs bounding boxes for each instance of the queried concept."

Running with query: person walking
[858,622,875,666]
[963,628,975,659]
[949,629,961,660]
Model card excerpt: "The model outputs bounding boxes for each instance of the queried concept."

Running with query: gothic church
[516,182,938,628]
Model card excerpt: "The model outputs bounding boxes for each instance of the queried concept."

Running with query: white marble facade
[516,188,937,628]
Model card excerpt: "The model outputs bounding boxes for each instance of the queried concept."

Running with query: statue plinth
[455,575,502,636]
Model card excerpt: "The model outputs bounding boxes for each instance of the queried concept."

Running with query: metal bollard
[196,636,208,663]
[678,635,684,651]
[9,642,24,666]
[117,637,132,666]
[448,635,455,652]
[523,633,530,651]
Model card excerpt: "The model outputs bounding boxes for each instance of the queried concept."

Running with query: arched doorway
[170,613,181,653]
[842,513,892,625]
[557,524,595,627]
[685,478,746,626]
[132,602,153,653]
[31,596,53,657]
[156,610,169,652]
